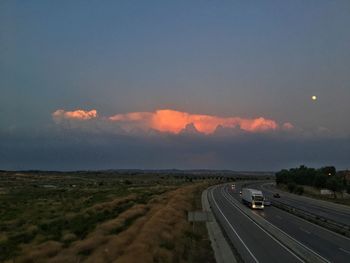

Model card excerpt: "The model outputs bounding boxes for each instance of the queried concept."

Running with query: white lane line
[223,186,331,263]
[261,184,350,242]
[339,247,350,255]
[299,228,311,235]
[209,187,259,263]
[219,186,305,263]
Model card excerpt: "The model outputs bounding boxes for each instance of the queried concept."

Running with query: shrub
[124,180,132,185]
[287,183,297,193]
[313,174,327,188]
[295,186,304,195]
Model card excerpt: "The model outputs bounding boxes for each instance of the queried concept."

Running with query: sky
[1,0,349,171]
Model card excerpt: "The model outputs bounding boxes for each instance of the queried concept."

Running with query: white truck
[241,188,264,209]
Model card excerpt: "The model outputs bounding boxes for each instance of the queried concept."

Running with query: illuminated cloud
[108,112,153,133]
[52,109,98,122]
[282,122,294,130]
[52,108,292,135]
[108,109,280,134]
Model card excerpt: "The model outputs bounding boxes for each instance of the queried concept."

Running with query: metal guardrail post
[271,200,350,237]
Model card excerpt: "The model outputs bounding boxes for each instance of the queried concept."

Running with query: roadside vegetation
[275,166,350,205]
[0,171,221,263]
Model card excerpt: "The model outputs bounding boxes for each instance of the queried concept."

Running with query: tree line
[276,165,349,197]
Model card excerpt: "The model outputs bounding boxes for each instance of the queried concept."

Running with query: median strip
[271,199,350,238]
[221,185,330,263]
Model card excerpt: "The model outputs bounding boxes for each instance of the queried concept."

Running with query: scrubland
[0,171,218,263]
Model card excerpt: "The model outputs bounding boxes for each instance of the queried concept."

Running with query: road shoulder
[223,184,328,263]
[202,188,237,263]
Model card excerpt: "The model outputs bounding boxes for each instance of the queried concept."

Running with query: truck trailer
[241,188,264,209]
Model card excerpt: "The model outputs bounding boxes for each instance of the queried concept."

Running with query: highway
[208,183,350,263]
[258,182,350,227]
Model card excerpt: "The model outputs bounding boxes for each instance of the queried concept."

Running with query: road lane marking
[261,183,350,217]
[209,187,259,263]
[258,183,350,242]
[219,186,305,263]
[339,247,350,255]
[223,185,331,263]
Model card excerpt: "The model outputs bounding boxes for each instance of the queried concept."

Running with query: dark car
[273,193,281,198]
[264,198,271,206]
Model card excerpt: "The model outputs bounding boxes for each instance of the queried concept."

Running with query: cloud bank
[1,128,349,171]
[52,108,293,135]
[0,109,347,171]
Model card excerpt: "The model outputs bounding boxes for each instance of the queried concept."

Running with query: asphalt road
[258,182,350,227]
[209,183,350,262]
[208,185,304,263]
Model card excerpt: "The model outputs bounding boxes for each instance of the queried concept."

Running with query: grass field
[0,171,218,263]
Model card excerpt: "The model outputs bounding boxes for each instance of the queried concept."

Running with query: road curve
[208,185,304,263]
[226,182,350,262]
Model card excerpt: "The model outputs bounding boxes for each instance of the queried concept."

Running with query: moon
[312,95,317,101]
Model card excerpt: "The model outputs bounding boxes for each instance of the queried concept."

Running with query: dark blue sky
[1,1,349,170]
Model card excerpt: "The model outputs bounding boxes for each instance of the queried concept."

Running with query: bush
[287,183,297,193]
[326,176,343,198]
[124,180,132,185]
[313,174,327,189]
[295,186,304,195]
[275,165,341,189]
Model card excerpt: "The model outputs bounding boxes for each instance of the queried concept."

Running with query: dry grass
[16,241,62,263]
[17,203,148,263]
[113,183,203,263]
[84,194,138,215]
[11,182,213,263]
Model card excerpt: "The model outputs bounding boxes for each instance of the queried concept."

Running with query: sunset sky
[1,1,349,170]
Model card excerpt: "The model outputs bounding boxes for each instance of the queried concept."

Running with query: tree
[275,169,290,185]
[321,166,336,176]
[287,183,297,193]
[313,174,327,188]
[326,176,343,198]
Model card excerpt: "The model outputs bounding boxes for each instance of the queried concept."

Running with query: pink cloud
[109,109,280,134]
[52,108,293,135]
[282,122,294,130]
[52,109,98,122]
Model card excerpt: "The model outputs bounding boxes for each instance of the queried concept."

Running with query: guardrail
[241,181,350,238]
[220,185,330,263]
[271,199,350,237]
